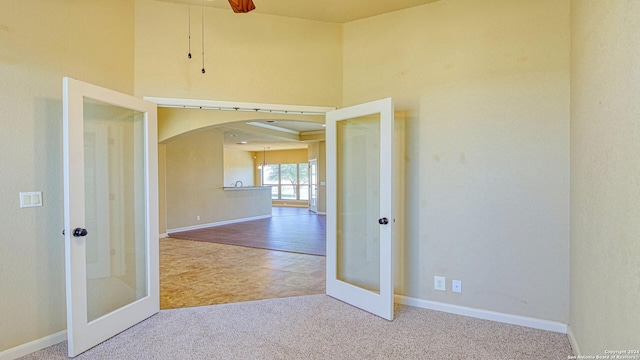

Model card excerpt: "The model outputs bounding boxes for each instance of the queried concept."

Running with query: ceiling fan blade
[228,0,256,13]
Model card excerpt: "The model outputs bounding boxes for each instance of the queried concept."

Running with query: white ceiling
[156,0,440,23]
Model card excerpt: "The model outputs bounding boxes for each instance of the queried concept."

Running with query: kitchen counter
[222,186,272,191]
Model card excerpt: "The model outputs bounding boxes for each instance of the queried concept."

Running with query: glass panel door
[83,99,148,322]
[63,77,159,357]
[336,115,381,293]
[326,98,394,320]
[309,159,318,213]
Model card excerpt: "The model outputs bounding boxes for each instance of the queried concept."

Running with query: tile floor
[160,237,326,309]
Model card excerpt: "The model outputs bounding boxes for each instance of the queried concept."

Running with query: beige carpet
[20,295,573,359]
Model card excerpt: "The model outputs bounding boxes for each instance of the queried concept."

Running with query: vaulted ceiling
[154,0,440,150]
[156,0,440,23]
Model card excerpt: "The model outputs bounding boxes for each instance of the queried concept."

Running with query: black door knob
[378,217,389,225]
[73,228,88,237]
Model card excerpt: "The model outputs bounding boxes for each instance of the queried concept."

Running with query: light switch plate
[20,191,43,208]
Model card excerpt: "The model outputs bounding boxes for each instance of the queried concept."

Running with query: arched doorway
[148,98,332,309]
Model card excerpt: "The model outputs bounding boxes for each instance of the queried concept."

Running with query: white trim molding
[143,97,335,116]
[166,214,271,234]
[159,233,168,239]
[567,325,580,355]
[0,331,66,360]
[394,295,568,334]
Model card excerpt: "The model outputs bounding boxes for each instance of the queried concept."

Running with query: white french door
[309,159,318,213]
[63,77,159,357]
[325,98,394,320]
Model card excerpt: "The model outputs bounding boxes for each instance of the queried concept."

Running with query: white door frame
[63,77,159,357]
[325,97,394,320]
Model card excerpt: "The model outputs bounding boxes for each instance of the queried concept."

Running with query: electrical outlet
[452,280,462,293]
[434,276,446,291]
[196,215,200,221]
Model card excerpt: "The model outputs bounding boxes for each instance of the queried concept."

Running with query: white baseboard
[567,325,580,355]
[159,233,168,239]
[394,295,568,334]
[0,330,66,360]
[167,214,271,234]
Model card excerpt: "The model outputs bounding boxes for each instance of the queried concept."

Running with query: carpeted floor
[20,294,573,359]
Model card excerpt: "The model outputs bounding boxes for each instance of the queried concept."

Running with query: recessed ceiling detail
[220,120,325,151]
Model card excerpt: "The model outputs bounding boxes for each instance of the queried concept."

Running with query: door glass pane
[310,161,317,208]
[299,163,309,201]
[299,185,309,201]
[336,114,380,293]
[83,98,147,322]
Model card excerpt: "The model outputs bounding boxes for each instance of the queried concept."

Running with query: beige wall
[134,0,343,107]
[224,148,255,187]
[343,0,570,322]
[165,128,271,231]
[256,149,309,164]
[7,0,639,355]
[570,0,640,354]
[0,0,135,352]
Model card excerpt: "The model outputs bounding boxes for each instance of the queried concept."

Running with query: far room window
[263,163,309,201]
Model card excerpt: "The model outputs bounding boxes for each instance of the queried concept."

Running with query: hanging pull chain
[201,5,205,74]
[187,7,192,59]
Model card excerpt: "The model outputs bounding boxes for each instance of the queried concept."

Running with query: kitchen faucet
[234,180,243,187]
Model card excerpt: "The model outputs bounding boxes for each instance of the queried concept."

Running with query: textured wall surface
[343,0,570,322]
[134,0,343,107]
[570,0,640,354]
[10,0,640,355]
[224,148,255,187]
[0,0,135,352]
[165,129,271,230]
